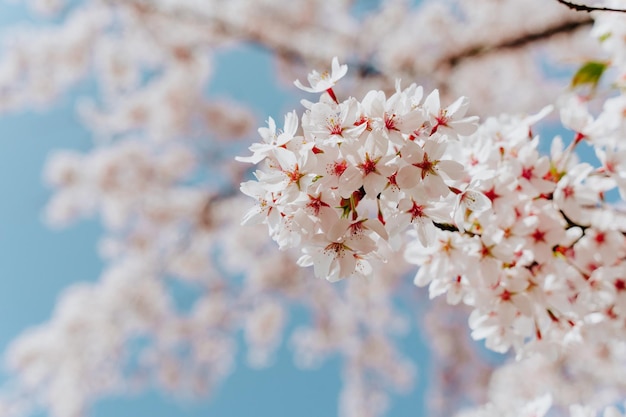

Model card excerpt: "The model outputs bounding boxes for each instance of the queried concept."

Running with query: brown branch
[555,0,626,13]
[440,16,593,69]
[115,0,351,68]
[111,0,605,100]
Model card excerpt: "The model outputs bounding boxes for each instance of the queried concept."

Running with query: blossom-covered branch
[1,1,626,417]
[240,6,626,415]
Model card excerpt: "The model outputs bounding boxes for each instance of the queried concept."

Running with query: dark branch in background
[118,0,352,68]
[120,0,601,89]
[556,0,626,13]
[439,17,593,69]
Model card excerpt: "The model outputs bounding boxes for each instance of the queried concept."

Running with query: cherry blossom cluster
[409,5,626,359]
[241,31,626,360]
[407,93,626,356]
[239,57,482,282]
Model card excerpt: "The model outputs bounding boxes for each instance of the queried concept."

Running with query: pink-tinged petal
[423,89,441,115]
[397,198,413,212]
[297,254,313,267]
[396,165,420,189]
[240,180,264,198]
[348,235,377,253]
[479,259,500,287]
[317,206,339,230]
[461,190,491,213]
[513,293,533,317]
[273,147,298,170]
[258,117,277,141]
[453,203,465,231]
[385,129,405,146]
[437,160,465,180]
[241,206,264,226]
[328,218,350,242]
[277,111,299,145]
[415,217,435,247]
[414,266,434,288]
[336,252,357,280]
[402,142,425,163]
[326,264,342,282]
[331,56,348,80]
[423,139,445,159]
[446,96,469,118]
[355,259,373,277]
[450,117,479,136]
[367,91,386,118]
[235,153,266,164]
[377,158,397,178]
[533,178,558,195]
[339,165,363,197]
[369,132,392,154]
[423,174,448,198]
[535,156,550,173]
[470,323,498,342]
[364,219,388,240]
[399,110,425,133]
[344,123,367,140]
[363,173,386,197]
[313,251,334,279]
[293,79,318,93]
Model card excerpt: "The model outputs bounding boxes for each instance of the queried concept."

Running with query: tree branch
[116,0,597,78]
[555,0,626,13]
[440,16,593,69]
[110,0,605,104]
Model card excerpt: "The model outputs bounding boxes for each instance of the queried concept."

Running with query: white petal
[396,165,420,189]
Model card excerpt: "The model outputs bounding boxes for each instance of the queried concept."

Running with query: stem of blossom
[376,199,386,225]
[326,88,339,104]
[350,193,358,220]
[573,132,585,144]
[560,131,585,168]
[339,188,366,220]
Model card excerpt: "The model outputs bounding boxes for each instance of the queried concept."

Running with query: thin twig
[555,0,626,13]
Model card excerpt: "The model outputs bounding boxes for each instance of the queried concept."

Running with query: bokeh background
[0,1,607,416]
[0,5,430,416]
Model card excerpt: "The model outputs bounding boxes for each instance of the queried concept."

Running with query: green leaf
[570,61,609,90]
[598,32,612,43]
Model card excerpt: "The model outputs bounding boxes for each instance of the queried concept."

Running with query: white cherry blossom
[294,56,347,95]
